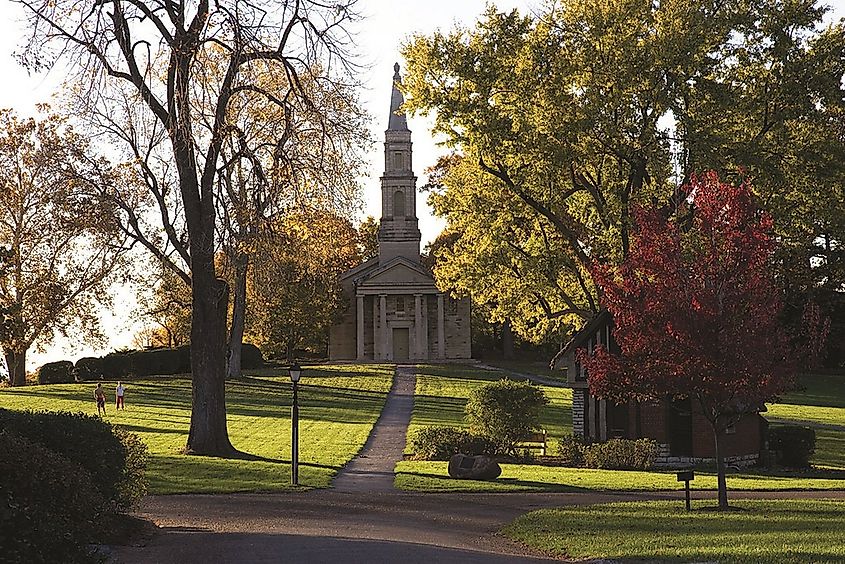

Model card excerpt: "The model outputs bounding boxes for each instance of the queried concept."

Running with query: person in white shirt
[115,382,126,410]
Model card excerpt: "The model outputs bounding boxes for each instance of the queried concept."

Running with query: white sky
[0,0,842,369]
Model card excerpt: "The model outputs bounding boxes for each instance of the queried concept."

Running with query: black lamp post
[289,363,302,486]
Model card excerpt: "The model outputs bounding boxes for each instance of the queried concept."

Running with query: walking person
[94,383,107,416]
[115,381,126,410]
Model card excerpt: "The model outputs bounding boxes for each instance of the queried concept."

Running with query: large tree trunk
[712,422,729,510]
[502,319,514,360]
[4,348,26,387]
[186,267,235,456]
[227,252,248,380]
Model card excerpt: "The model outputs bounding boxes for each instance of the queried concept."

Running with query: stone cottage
[328,63,471,362]
[558,310,765,466]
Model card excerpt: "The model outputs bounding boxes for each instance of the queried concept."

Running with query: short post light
[289,363,302,486]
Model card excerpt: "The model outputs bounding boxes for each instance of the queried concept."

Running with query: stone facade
[328,63,471,362]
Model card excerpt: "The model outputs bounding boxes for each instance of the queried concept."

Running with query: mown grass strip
[502,499,845,564]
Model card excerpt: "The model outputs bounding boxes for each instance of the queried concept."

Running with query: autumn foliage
[580,173,803,411]
[578,172,827,507]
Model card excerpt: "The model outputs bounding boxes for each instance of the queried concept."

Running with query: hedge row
[36,343,265,383]
[0,409,148,563]
[550,436,659,470]
[408,426,499,460]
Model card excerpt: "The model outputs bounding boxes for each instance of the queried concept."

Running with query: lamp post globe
[289,363,302,382]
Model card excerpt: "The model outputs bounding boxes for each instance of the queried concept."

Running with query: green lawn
[764,372,845,470]
[480,360,567,382]
[395,461,845,492]
[0,364,393,494]
[399,366,845,492]
[766,372,845,428]
[408,364,572,452]
[502,499,845,564]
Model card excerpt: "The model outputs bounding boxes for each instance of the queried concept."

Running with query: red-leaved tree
[578,172,820,510]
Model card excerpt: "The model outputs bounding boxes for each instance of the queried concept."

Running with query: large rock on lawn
[448,454,502,480]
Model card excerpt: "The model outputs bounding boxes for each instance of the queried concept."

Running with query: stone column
[414,294,422,359]
[437,293,446,359]
[372,295,379,359]
[379,294,387,360]
[356,294,365,360]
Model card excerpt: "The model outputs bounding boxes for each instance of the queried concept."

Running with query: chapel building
[328,63,471,362]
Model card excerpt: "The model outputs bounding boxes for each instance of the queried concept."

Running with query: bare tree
[215,64,368,378]
[14,0,363,455]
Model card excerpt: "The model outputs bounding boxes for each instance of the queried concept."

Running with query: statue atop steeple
[388,62,409,131]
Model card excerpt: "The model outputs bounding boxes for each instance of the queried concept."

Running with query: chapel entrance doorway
[392,328,409,362]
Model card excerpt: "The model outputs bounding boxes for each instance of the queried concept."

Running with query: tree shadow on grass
[186,448,339,471]
[738,466,845,480]
[396,471,595,493]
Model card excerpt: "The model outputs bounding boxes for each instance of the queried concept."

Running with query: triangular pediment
[339,257,380,281]
[357,257,436,287]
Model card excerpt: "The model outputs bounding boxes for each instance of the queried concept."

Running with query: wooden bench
[516,429,547,456]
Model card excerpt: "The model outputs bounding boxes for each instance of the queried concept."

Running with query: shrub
[36,360,75,384]
[0,409,148,511]
[408,426,498,460]
[129,347,187,376]
[241,343,265,369]
[0,431,107,563]
[769,425,816,468]
[465,379,548,455]
[75,357,105,381]
[553,434,585,467]
[583,438,658,470]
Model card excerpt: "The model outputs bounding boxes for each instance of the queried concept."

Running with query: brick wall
[690,413,761,459]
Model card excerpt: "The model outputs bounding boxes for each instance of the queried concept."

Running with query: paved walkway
[332,365,415,492]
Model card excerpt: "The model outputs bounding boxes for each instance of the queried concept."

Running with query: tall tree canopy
[579,173,818,509]
[402,0,845,347]
[0,109,125,386]
[15,0,365,455]
[246,209,361,360]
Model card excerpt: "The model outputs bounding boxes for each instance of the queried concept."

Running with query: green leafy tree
[246,209,361,360]
[0,109,126,386]
[357,216,380,263]
[216,65,369,378]
[133,260,193,349]
[402,1,845,352]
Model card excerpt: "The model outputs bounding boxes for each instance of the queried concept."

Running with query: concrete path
[332,365,415,492]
